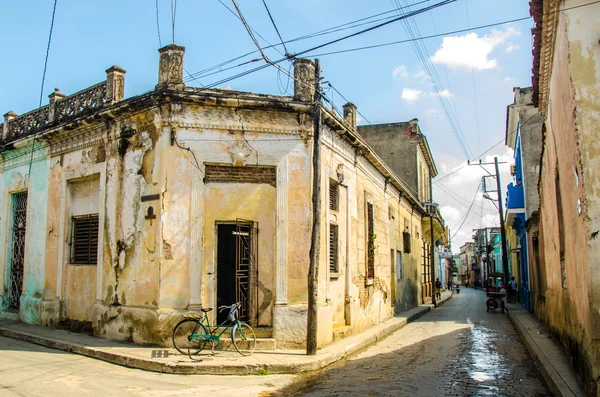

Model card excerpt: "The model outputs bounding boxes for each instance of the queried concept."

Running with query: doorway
[8,192,27,310]
[216,220,258,325]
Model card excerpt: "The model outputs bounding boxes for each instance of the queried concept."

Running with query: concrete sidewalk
[0,292,451,375]
[506,303,586,397]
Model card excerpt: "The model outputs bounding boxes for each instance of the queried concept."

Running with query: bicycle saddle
[201,308,213,313]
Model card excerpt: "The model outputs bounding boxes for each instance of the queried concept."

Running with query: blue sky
[0,0,535,250]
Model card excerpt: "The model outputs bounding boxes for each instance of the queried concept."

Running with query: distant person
[509,277,518,303]
[448,280,452,291]
[435,278,442,300]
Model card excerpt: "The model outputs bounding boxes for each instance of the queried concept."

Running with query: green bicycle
[172,302,256,357]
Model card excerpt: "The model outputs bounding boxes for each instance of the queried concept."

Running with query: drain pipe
[340,182,351,325]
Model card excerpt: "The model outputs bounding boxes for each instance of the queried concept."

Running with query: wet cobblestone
[267,289,552,397]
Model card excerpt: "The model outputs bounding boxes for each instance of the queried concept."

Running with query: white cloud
[505,44,520,53]
[356,115,363,124]
[430,27,519,71]
[424,108,439,115]
[432,148,515,252]
[414,70,430,82]
[393,65,409,78]
[401,88,424,103]
[441,205,461,225]
[504,77,515,82]
[431,89,454,98]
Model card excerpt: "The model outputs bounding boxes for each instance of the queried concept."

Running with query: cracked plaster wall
[536,2,600,394]
[0,147,49,325]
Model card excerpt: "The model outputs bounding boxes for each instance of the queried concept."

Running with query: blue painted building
[504,87,544,312]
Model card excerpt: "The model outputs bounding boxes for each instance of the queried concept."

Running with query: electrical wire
[465,0,481,154]
[184,0,431,82]
[156,0,162,47]
[170,0,177,44]
[202,0,457,89]
[450,183,480,240]
[27,0,58,179]
[262,0,290,56]
[390,0,472,160]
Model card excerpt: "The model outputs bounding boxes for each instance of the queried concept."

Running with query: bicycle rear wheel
[231,322,256,356]
[172,319,208,355]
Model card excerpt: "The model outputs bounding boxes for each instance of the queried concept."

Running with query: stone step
[0,310,19,321]
[205,337,276,351]
[211,326,272,338]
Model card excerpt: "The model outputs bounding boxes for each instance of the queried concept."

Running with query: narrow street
[268,288,552,397]
[0,337,294,397]
[0,288,552,397]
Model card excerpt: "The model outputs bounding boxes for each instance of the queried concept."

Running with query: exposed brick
[204,164,276,187]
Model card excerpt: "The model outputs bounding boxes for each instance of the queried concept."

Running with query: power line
[184,0,431,82]
[434,103,547,183]
[27,0,58,179]
[327,82,372,125]
[390,0,472,159]
[307,0,600,58]
[450,183,480,241]
[156,0,162,47]
[464,0,481,155]
[231,0,271,62]
[170,0,177,44]
[262,0,290,56]
[204,0,457,89]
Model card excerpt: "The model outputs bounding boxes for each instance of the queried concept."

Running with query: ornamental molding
[537,0,561,115]
[322,126,356,164]
[0,146,47,171]
[173,121,301,136]
[48,126,106,157]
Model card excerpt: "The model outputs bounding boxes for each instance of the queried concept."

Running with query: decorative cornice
[532,0,561,115]
[49,126,106,156]
[174,121,301,135]
[0,145,47,171]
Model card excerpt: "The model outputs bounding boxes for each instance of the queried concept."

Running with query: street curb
[506,308,585,397]
[0,294,451,375]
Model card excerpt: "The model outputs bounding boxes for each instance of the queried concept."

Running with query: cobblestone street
[268,288,552,397]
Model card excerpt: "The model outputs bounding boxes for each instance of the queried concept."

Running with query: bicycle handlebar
[218,302,241,312]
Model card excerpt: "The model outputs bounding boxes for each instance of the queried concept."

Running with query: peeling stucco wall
[0,146,49,325]
[535,2,600,394]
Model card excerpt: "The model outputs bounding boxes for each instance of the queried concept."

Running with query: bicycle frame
[191,307,241,344]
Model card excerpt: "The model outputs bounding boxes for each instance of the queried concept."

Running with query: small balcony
[505,182,525,226]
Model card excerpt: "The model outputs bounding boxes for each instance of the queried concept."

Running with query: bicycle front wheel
[172,319,208,355]
[231,322,256,356]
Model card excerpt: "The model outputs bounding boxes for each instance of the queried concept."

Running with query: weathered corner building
[0,45,436,349]
[529,0,600,394]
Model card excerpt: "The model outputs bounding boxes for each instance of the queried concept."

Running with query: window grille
[71,214,99,265]
[367,202,375,279]
[329,224,339,272]
[329,181,339,211]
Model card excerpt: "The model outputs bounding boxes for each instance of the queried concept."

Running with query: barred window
[329,180,339,211]
[329,224,339,273]
[71,214,99,265]
[367,202,375,279]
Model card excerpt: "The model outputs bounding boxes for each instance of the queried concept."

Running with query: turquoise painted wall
[1,145,49,324]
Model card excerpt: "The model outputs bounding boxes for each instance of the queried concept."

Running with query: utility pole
[429,166,436,308]
[468,157,509,287]
[495,157,509,287]
[307,59,321,356]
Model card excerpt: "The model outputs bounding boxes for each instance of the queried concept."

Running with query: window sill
[330,272,341,280]
[365,278,374,286]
